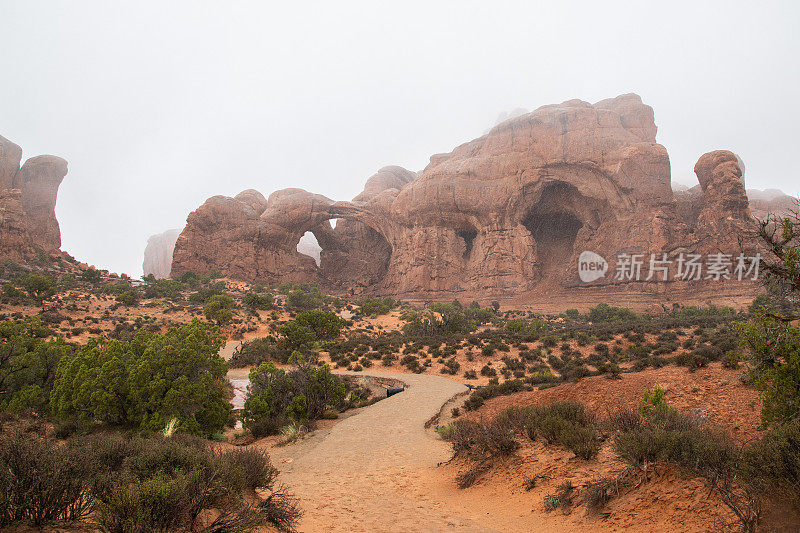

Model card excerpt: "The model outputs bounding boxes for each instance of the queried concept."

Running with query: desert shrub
[463,379,531,411]
[586,303,639,322]
[608,408,641,432]
[402,304,490,337]
[142,277,185,300]
[293,309,343,339]
[547,354,564,370]
[19,273,57,303]
[525,371,561,386]
[74,433,300,533]
[0,431,93,527]
[244,291,274,310]
[242,354,345,437]
[585,475,627,511]
[116,289,139,307]
[616,390,737,476]
[454,461,492,489]
[0,319,72,413]
[693,343,723,362]
[51,320,230,435]
[357,297,396,316]
[229,337,289,367]
[1,282,26,304]
[526,401,600,459]
[657,330,678,342]
[638,384,668,418]
[400,354,421,372]
[505,317,547,337]
[203,293,235,325]
[479,363,496,377]
[441,357,460,375]
[652,341,677,356]
[79,267,102,283]
[738,312,800,426]
[442,419,519,461]
[673,304,736,318]
[614,419,736,477]
[101,281,134,296]
[285,283,324,311]
[740,419,800,509]
[560,359,593,382]
[673,351,709,371]
[188,282,227,304]
[544,481,574,511]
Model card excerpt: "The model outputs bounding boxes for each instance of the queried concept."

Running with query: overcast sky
[1,1,798,277]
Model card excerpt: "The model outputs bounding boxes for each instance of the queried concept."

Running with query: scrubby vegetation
[51,320,230,435]
[0,428,301,531]
[442,385,800,531]
[242,353,346,437]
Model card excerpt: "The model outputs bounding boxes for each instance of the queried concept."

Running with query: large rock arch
[169,94,758,300]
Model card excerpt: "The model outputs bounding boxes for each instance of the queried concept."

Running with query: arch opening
[296,231,322,267]
[319,219,392,293]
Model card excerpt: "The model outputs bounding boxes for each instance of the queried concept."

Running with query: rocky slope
[170,94,773,301]
[0,135,68,263]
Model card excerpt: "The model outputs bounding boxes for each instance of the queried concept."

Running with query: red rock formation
[0,135,68,262]
[14,155,68,251]
[143,228,181,279]
[169,94,770,300]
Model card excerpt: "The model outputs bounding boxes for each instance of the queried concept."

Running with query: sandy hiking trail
[264,371,496,533]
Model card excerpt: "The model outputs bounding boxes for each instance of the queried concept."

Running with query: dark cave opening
[457,229,478,260]
[523,210,583,275]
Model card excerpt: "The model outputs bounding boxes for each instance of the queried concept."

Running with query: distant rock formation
[746,188,798,220]
[0,135,68,263]
[143,229,181,279]
[674,183,797,229]
[170,94,774,299]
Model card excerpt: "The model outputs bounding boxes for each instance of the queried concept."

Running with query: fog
[1,1,798,277]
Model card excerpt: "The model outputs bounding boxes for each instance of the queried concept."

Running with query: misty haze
[1,2,799,532]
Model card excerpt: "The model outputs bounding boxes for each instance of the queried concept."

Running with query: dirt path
[266,371,496,532]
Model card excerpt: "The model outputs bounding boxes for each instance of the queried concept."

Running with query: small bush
[463,380,531,411]
[585,477,618,511]
[0,431,92,527]
[528,401,600,459]
[442,420,519,461]
[544,481,574,511]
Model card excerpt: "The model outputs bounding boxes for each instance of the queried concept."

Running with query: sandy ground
[259,371,494,532]
[239,364,763,533]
